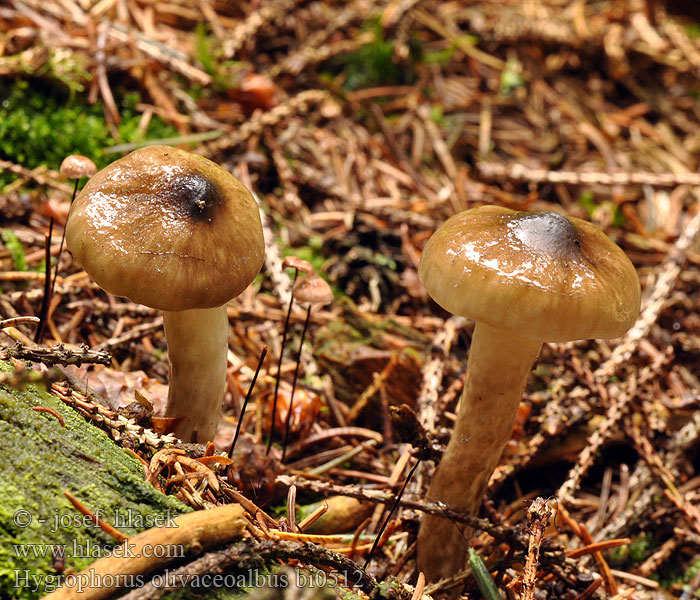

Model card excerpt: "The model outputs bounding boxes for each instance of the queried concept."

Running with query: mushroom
[267,255,315,452]
[281,273,333,459]
[55,154,97,283]
[36,155,98,343]
[416,205,640,581]
[65,145,264,442]
[292,272,334,307]
[60,155,97,181]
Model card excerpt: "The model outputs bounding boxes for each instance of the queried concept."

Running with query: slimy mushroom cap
[418,205,640,342]
[66,145,264,311]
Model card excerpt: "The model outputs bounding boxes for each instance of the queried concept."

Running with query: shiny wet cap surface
[66,145,265,311]
[418,205,641,342]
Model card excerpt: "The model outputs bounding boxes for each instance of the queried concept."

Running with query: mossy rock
[0,364,343,600]
[0,361,188,599]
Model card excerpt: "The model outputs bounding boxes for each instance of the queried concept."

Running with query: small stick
[119,536,377,600]
[411,573,426,600]
[34,230,53,343]
[297,503,328,532]
[573,577,603,600]
[287,484,297,532]
[63,491,128,543]
[566,538,631,558]
[350,516,371,560]
[282,304,311,461]
[363,458,420,568]
[44,503,248,600]
[308,440,377,476]
[477,161,700,187]
[229,346,268,458]
[0,317,40,328]
[7,342,112,367]
[267,269,298,454]
[31,406,66,427]
[220,487,278,529]
[521,498,553,600]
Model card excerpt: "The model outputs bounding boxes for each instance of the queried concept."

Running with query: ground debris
[1,0,700,597]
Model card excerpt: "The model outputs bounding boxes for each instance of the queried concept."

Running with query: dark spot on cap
[508,212,581,258]
[172,174,222,221]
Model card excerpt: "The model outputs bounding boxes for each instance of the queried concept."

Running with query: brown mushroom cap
[282,256,314,274]
[418,205,640,342]
[293,274,333,306]
[60,155,97,179]
[65,145,264,311]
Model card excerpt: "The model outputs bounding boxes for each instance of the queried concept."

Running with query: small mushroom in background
[280,273,333,460]
[65,145,264,443]
[55,154,97,278]
[416,205,641,582]
[60,155,98,181]
[36,154,98,343]
[267,255,315,453]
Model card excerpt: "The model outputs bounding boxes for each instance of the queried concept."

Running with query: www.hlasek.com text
[13,540,184,561]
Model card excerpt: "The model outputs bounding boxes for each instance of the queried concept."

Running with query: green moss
[336,19,411,91]
[421,45,459,66]
[578,192,626,228]
[0,79,178,188]
[0,230,27,271]
[0,361,187,599]
[499,58,526,95]
[610,532,655,567]
[686,23,700,39]
[192,24,244,93]
[656,554,700,591]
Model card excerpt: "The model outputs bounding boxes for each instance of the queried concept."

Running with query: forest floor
[1,0,700,598]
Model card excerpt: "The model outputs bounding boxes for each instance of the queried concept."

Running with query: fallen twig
[7,342,111,367]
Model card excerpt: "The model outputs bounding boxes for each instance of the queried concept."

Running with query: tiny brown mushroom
[267,256,319,453]
[66,145,264,442]
[416,205,641,582]
[282,255,314,274]
[37,155,99,343]
[59,155,97,180]
[292,273,334,306]
[280,273,333,459]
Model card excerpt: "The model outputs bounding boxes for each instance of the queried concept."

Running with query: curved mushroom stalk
[417,323,541,582]
[163,307,229,442]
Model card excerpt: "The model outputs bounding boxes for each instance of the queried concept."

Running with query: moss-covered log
[0,361,188,599]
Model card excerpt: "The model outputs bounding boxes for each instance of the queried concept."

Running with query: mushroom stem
[417,322,542,582]
[163,306,229,442]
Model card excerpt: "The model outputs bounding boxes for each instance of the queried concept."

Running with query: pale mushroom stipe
[65,145,264,442]
[416,205,641,582]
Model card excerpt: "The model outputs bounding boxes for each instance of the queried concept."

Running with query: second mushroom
[416,205,641,582]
